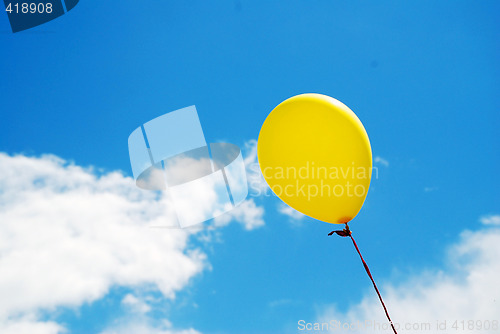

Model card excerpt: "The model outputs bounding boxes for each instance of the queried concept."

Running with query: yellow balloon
[258,93,372,224]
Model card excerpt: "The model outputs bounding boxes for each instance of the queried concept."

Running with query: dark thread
[329,223,398,334]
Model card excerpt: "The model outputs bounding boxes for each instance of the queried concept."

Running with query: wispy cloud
[268,298,293,308]
[243,139,270,197]
[374,156,389,167]
[278,203,305,222]
[122,294,151,315]
[480,214,500,226]
[101,295,200,334]
[100,323,200,334]
[215,198,264,230]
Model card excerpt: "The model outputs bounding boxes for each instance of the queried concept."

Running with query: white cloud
[0,153,209,332]
[278,203,305,222]
[315,222,500,333]
[0,150,269,332]
[268,298,293,308]
[215,198,264,230]
[480,214,500,226]
[424,186,439,192]
[374,156,389,167]
[122,294,151,314]
[100,295,200,334]
[0,315,64,334]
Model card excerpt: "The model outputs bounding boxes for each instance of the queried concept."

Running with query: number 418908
[5,2,53,14]
[451,320,498,331]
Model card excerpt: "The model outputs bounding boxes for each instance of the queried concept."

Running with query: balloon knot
[328,223,352,237]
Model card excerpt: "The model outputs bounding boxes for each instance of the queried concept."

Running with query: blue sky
[0,1,499,334]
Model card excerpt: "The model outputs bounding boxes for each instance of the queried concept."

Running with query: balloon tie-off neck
[327,223,352,237]
[328,223,398,334]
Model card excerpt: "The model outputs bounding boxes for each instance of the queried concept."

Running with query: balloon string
[329,224,398,334]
